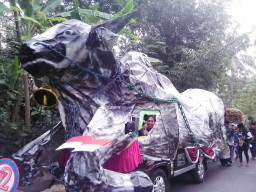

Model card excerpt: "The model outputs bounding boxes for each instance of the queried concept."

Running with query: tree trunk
[10,0,31,128]
[230,58,235,108]
[23,74,31,128]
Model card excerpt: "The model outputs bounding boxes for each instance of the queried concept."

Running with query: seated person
[139,115,156,136]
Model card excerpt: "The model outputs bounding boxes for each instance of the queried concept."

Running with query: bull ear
[86,27,119,50]
[96,10,139,33]
[86,10,138,50]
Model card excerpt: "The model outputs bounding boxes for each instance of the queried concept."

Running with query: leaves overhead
[131,0,252,91]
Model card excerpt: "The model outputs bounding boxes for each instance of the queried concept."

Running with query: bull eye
[64,30,75,35]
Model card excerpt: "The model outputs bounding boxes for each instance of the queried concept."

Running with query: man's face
[251,124,256,129]
[146,117,155,129]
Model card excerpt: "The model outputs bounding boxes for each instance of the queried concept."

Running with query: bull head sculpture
[20,11,138,136]
[20,11,137,78]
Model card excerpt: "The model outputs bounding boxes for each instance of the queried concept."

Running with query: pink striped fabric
[103,139,142,173]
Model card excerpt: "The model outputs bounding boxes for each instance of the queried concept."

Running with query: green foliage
[53,10,72,18]
[78,8,113,23]
[37,11,48,23]
[0,108,59,156]
[0,1,10,14]
[235,77,256,120]
[18,0,33,16]
[51,16,68,24]
[89,2,100,10]
[70,0,81,20]
[10,5,20,13]
[31,106,51,117]
[40,0,63,16]
[20,15,42,27]
[95,0,127,14]
[131,0,252,92]
[0,49,19,93]
[0,0,64,156]
[35,11,56,31]
[115,0,133,16]
[8,56,20,90]
[0,50,23,157]
[120,28,137,39]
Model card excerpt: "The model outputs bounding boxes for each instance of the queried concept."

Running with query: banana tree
[7,0,31,129]
[54,0,134,24]
[12,0,70,128]
[18,0,65,38]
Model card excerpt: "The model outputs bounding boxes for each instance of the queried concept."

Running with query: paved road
[171,157,256,192]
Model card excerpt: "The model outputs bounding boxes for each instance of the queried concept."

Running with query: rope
[49,111,64,182]
[177,101,205,156]
[61,100,81,140]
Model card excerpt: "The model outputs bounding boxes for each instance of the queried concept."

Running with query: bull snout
[19,40,66,77]
[19,40,37,64]
[20,40,66,65]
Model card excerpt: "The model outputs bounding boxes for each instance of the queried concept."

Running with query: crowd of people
[222,120,256,167]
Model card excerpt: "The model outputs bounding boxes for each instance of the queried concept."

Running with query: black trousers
[219,157,232,166]
[238,143,249,163]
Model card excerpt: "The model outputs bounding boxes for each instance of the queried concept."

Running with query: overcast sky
[228,0,256,33]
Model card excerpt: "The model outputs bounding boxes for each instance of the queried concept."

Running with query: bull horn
[96,10,139,33]
[33,86,58,107]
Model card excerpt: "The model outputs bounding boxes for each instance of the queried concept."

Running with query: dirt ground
[41,184,65,192]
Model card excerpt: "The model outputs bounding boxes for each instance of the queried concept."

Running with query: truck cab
[137,148,206,192]
[136,109,207,192]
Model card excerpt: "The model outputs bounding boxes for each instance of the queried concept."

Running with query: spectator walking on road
[219,121,232,167]
[234,123,251,166]
[225,121,235,161]
[249,122,256,160]
[233,126,239,160]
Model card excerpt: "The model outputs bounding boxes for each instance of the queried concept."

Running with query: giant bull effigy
[15,11,225,191]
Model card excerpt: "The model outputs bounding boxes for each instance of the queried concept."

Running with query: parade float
[4,11,227,192]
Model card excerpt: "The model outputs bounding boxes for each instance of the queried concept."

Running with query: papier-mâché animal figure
[18,11,225,192]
